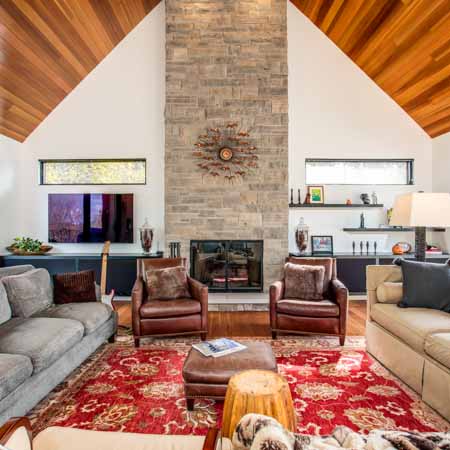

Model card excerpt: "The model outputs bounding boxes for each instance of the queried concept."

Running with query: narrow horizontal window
[305,159,414,185]
[39,159,146,185]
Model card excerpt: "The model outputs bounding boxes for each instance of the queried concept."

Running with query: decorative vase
[295,217,309,254]
[139,218,154,253]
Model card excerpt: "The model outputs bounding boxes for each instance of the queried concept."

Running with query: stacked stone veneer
[165,0,288,289]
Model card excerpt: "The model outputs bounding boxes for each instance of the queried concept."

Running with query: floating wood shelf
[289,203,384,208]
[343,227,446,232]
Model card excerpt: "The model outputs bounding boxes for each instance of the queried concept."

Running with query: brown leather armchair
[132,258,208,347]
[270,257,348,345]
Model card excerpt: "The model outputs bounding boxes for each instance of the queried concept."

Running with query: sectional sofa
[366,265,450,421]
[0,265,117,425]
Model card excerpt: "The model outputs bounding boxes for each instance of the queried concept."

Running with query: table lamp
[390,193,450,261]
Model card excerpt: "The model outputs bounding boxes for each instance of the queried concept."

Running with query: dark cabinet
[0,253,162,296]
[336,258,376,294]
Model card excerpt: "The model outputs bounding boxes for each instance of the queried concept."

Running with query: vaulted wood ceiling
[291,0,450,138]
[0,0,159,142]
[1,1,450,142]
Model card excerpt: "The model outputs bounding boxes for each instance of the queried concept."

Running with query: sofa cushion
[145,266,191,300]
[0,353,33,401]
[53,270,97,304]
[140,298,200,319]
[376,282,403,304]
[277,299,339,317]
[0,265,35,325]
[284,263,325,300]
[425,333,450,369]
[371,303,450,353]
[0,265,35,280]
[0,283,11,326]
[2,269,53,318]
[395,258,450,311]
[33,302,112,335]
[0,317,84,373]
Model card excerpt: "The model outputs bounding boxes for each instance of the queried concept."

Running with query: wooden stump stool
[221,369,296,439]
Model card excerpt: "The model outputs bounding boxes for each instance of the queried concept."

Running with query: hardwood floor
[114,300,367,338]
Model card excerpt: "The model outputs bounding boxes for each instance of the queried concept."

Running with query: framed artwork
[311,235,333,255]
[307,185,324,204]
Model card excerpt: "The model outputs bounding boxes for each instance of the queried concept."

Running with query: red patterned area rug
[29,336,449,436]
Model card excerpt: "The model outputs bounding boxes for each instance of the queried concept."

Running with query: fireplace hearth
[190,240,263,292]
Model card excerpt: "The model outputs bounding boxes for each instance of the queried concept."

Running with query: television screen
[48,194,134,243]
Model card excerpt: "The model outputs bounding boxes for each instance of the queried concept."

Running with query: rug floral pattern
[29,337,449,435]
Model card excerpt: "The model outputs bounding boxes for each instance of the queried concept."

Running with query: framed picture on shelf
[311,235,333,256]
[307,186,324,204]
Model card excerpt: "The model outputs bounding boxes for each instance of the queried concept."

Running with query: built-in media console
[0,252,163,296]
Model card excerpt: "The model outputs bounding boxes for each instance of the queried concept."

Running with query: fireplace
[190,240,263,292]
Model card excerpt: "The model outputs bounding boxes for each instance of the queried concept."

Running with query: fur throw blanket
[232,414,450,450]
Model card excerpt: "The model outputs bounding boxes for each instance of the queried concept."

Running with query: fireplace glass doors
[190,240,263,292]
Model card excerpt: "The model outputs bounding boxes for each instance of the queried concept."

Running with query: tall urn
[140,218,154,254]
[295,217,309,254]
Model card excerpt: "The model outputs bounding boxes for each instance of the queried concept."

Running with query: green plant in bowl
[11,237,43,253]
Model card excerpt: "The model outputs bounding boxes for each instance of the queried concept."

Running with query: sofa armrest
[188,277,208,332]
[269,280,284,329]
[131,277,145,336]
[0,417,32,450]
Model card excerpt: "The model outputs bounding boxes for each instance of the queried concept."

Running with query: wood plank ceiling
[291,0,450,138]
[0,0,160,142]
[1,0,450,142]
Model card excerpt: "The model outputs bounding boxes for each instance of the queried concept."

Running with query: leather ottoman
[182,342,278,410]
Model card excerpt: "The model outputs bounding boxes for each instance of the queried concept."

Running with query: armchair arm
[0,417,32,449]
[202,428,220,450]
[131,277,145,337]
[269,280,285,329]
[188,277,208,332]
[330,278,349,336]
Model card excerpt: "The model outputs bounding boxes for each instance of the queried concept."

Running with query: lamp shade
[390,193,450,227]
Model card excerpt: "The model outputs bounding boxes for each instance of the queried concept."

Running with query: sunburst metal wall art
[193,123,258,181]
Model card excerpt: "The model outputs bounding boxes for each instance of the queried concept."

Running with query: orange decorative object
[193,123,258,181]
[221,370,296,439]
[392,243,404,255]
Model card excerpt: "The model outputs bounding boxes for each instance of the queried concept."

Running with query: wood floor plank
[114,300,367,338]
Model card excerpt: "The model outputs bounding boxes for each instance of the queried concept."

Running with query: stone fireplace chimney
[165,0,288,289]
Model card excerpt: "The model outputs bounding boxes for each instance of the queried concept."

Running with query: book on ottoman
[193,338,246,358]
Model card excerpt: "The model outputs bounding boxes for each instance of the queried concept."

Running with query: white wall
[13,3,165,254]
[0,136,24,248]
[287,3,432,254]
[432,132,450,251]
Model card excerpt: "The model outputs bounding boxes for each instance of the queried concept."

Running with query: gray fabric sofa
[0,265,117,425]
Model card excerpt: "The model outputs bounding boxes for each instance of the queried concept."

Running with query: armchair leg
[186,398,195,411]
[134,337,140,348]
[108,334,116,344]
[200,332,207,341]
[339,335,346,346]
[271,331,277,340]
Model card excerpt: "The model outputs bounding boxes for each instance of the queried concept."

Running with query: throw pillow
[53,270,97,304]
[376,282,403,304]
[2,268,53,318]
[0,283,11,325]
[284,263,324,300]
[145,266,191,300]
[394,258,450,311]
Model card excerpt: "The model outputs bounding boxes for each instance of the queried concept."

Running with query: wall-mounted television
[48,194,134,243]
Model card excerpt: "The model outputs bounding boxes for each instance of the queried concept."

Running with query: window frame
[304,158,414,186]
[39,158,147,186]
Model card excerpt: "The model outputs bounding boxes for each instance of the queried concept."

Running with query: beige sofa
[366,265,450,421]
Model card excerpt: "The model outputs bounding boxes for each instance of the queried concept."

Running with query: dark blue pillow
[394,258,450,312]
